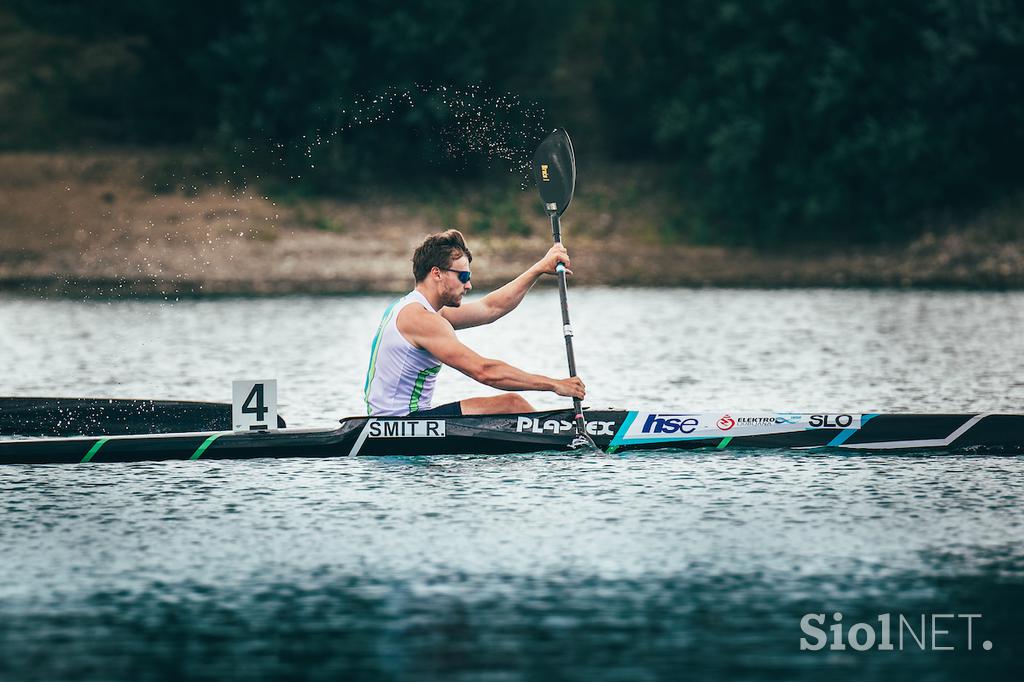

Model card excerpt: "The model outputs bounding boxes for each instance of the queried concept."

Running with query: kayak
[1,410,1022,464]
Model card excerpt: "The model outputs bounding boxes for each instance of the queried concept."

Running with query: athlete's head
[413,229,473,306]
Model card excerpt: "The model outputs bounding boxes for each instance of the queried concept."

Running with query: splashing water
[283,84,548,188]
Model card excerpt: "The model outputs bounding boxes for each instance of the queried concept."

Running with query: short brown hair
[413,229,473,282]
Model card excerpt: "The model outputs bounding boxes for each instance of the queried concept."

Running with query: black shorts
[411,401,463,417]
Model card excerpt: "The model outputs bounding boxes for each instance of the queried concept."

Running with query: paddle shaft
[550,214,588,436]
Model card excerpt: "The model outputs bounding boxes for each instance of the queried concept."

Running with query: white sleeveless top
[363,290,443,416]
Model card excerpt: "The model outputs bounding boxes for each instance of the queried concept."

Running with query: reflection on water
[1,289,1023,680]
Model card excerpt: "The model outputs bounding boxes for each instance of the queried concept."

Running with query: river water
[1,288,1022,680]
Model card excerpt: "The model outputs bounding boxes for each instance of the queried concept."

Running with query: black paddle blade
[567,432,600,452]
[532,128,576,216]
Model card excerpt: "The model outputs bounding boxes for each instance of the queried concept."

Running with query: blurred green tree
[591,0,1024,244]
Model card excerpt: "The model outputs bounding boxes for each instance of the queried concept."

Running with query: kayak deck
[1,410,1022,464]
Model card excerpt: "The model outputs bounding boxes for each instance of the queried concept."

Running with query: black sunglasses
[440,268,471,284]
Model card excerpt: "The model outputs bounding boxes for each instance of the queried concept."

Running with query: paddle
[532,129,596,450]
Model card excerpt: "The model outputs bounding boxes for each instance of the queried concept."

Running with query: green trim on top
[363,297,403,414]
[190,433,225,460]
[408,365,442,413]
[81,438,110,463]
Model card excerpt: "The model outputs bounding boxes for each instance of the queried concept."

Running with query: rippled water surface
[1,289,1023,680]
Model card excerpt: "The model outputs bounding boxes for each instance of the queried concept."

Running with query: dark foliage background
[2,0,1023,244]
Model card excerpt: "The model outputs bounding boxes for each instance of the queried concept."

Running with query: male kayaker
[363,229,586,416]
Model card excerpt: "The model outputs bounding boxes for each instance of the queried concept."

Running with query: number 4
[242,383,268,421]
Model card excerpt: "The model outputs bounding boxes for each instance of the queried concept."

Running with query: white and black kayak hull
[1,410,1022,464]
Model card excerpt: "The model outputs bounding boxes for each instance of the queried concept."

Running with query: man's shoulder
[397,301,452,334]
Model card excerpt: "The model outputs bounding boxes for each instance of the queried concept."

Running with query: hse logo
[809,414,855,428]
[717,415,735,430]
[642,414,700,435]
[368,419,446,438]
[516,417,614,436]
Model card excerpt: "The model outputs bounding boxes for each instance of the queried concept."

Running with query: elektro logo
[736,416,776,426]
[642,414,699,434]
[717,415,735,430]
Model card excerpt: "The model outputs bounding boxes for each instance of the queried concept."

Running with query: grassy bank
[1,149,1023,296]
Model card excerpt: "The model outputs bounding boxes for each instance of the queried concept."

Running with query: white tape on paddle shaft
[563,324,573,337]
[556,263,566,273]
[232,379,279,432]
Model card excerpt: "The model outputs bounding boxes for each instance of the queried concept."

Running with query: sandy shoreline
[4,232,1023,296]
[2,151,1023,296]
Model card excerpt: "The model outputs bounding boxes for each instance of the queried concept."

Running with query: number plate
[232,379,279,432]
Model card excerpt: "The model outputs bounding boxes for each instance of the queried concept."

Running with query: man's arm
[400,306,585,398]
[441,244,572,330]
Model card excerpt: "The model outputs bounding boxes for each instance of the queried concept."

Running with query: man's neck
[414,283,442,312]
